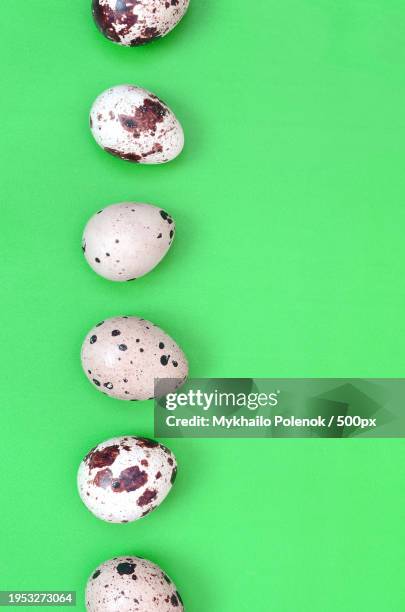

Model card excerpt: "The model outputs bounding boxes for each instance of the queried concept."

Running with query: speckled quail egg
[90,85,184,164]
[92,0,190,47]
[78,436,177,523]
[86,555,184,611]
[81,316,188,400]
[82,203,175,281]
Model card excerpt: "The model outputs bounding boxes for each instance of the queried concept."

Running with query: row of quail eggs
[80,2,191,610]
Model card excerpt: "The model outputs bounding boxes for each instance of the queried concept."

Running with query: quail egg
[82,203,175,281]
[90,85,184,164]
[78,436,177,523]
[81,316,188,400]
[86,555,184,611]
[92,0,190,47]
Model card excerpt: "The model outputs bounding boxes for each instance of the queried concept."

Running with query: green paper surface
[1,1,405,610]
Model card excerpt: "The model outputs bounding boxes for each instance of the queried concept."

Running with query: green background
[1,1,405,610]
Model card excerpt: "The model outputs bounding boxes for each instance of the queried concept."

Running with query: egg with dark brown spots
[81,316,188,400]
[86,555,184,611]
[92,0,190,47]
[90,85,184,164]
[78,436,178,523]
[82,203,175,281]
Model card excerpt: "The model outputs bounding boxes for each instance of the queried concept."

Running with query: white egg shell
[90,85,184,164]
[86,555,184,611]
[82,203,175,282]
[92,0,190,47]
[78,436,177,523]
[81,316,188,400]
